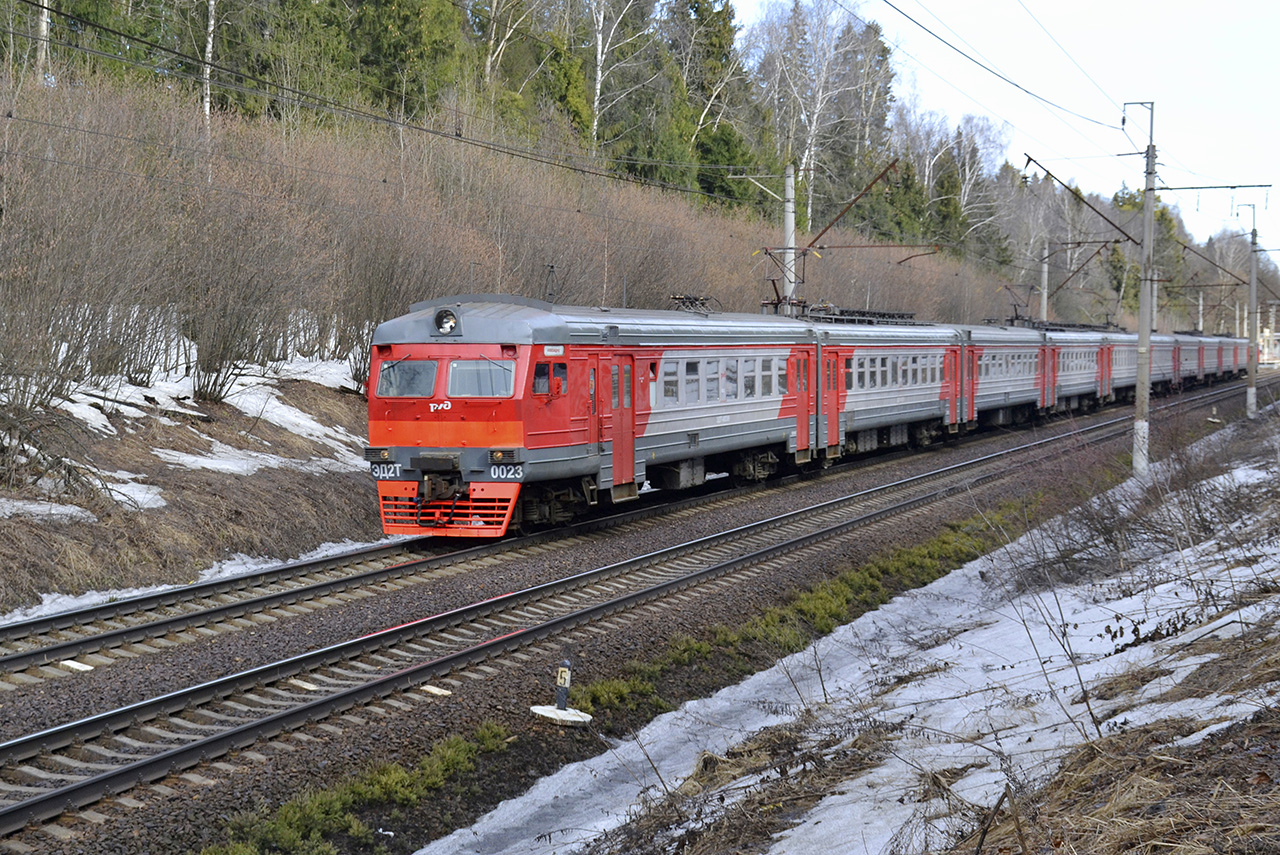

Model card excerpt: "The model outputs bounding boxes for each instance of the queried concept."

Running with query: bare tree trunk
[202,0,216,181]
[591,3,604,154]
[34,0,49,80]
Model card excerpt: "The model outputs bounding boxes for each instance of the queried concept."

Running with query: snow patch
[0,498,96,522]
[223,376,364,461]
[152,439,361,476]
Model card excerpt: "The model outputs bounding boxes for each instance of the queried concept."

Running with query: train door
[789,351,810,458]
[1038,345,1057,409]
[609,355,635,487]
[942,348,960,426]
[964,347,980,423]
[821,349,840,453]
[1099,345,1113,400]
[584,356,600,453]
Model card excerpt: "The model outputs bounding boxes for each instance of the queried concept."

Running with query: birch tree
[663,0,744,144]
[582,0,663,154]
[746,0,893,227]
[950,116,1005,238]
[202,0,216,141]
[474,0,552,90]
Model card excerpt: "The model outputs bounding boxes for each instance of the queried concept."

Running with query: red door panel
[610,356,635,484]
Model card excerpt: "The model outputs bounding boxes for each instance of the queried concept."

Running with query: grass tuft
[202,722,508,855]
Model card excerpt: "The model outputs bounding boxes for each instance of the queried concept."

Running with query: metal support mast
[1129,101,1155,476]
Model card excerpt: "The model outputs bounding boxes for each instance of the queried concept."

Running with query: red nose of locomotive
[366,341,525,537]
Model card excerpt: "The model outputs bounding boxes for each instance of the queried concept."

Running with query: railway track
[0,482,786,683]
[0,426,1017,681]
[0,378,1258,687]
[0,378,1263,839]
[0,395,1217,836]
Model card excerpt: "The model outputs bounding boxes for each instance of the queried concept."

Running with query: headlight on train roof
[434,309,458,334]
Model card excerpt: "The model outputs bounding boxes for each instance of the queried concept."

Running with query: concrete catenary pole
[35,3,50,81]
[1248,215,1259,419]
[783,163,796,314]
[1041,240,1049,322]
[1236,202,1258,418]
[1132,102,1156,477]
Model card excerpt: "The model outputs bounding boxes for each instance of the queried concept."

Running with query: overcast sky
[737,0,1277,261]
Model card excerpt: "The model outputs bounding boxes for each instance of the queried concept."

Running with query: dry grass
[1149,614,1280,706]
[962,710,1280,855]
[584,714,899,855]
[1087,665,1176,703]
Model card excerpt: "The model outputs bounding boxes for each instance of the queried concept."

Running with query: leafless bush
[1122,414,1264,556]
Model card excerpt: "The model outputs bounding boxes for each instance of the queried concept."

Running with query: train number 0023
[490,464,523,480]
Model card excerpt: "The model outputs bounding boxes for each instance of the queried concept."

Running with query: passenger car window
[662,362,679,405]
[685,360,701,402]
[376,359,437,398]
[448,360,515,398]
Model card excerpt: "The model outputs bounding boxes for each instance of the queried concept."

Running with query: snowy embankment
[418,415,1280,855]
[0,359,378,626]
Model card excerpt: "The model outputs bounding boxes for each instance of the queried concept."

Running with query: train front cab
[367,341,529,537]
[367,334,655,538]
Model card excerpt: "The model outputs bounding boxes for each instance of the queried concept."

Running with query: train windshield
[376,359,437,398]
[448,359,516,398]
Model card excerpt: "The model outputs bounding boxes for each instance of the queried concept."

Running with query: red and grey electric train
[364,294,1246,538]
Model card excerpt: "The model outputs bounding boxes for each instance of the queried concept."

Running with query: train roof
[375,295,958,347]
[953,324,1046,345]
[373,294,1248,350]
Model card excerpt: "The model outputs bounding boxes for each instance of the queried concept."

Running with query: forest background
[1,0,1277,491]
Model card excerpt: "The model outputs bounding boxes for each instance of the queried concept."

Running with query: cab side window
[533,362,568,395]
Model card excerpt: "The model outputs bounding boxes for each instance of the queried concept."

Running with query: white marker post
[531,659,592,726]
